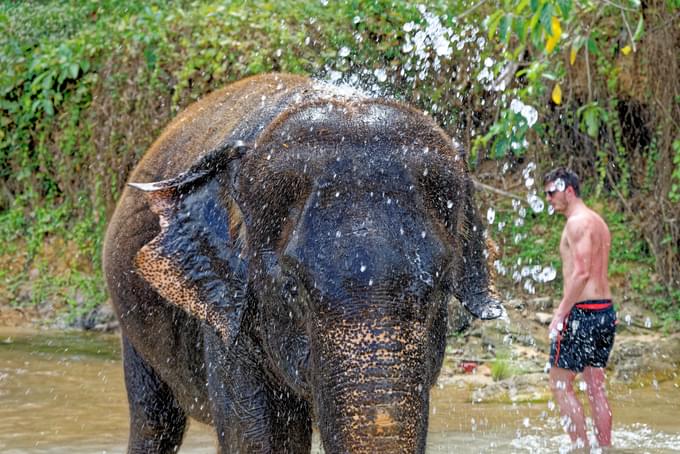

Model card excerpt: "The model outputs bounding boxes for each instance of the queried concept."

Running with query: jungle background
[0,0,678,336]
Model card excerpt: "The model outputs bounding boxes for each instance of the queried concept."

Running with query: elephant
[103,72,503,454]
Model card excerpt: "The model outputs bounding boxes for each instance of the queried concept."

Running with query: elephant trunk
[312,320,432,453]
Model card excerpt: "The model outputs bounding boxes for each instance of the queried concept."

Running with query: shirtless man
[543,167,616,449]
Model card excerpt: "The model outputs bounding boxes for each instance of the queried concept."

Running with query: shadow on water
[1,328,678,453]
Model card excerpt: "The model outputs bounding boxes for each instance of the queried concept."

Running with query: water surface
[1,328,678,453]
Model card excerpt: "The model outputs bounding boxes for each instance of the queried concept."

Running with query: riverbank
[437,296,680,403]
[1,294,678,405]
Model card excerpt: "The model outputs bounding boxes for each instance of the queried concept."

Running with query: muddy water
[1,328,678,453]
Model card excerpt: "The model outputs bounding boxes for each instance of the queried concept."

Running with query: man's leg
[549,366,588,447]
[583,366,612,447]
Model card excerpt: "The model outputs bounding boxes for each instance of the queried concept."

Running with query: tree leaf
[43,98,54,116]
[540,3,554,34]
[515,0,530,14]
[570,45,578,64]
[486,11,503,41]
[69,63,79,79]
[499,15,512,44]
[633,15,644,41]
[557,0,572,19]
[545,18,561,53]
[550,16,562,38]
[493,136,509,158]
[552,83,562,105]
[584,108,600,137]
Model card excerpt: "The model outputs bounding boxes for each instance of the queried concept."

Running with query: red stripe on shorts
[575,301,612,310]
[553,313,570,366]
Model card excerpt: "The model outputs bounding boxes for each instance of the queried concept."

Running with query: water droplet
[486,207,495,224]
[360,264,366,273]
[527,193,545,213]
[373,68,387,82]
[538,266,557,282]
[338,46,351,58]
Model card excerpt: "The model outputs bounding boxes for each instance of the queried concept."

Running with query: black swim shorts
[550,300,617,372]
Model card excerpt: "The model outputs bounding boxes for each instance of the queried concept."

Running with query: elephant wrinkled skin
[103,73,502,454]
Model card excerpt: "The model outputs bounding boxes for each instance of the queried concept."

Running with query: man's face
[544,179,568,213]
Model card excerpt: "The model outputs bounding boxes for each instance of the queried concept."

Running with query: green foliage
[0,0,677,324]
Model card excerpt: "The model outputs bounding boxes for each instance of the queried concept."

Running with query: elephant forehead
[257,96,452,156]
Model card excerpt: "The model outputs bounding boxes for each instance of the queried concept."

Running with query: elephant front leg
[205,331,312,453]
[122,338,187,454]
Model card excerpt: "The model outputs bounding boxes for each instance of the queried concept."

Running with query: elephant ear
[130,140,250,347]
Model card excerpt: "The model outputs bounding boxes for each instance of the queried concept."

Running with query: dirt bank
[1,295,678,403]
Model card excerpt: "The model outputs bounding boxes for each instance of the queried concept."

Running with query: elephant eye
[281,277,299,302]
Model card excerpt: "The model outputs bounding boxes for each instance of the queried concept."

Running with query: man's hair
[543,167,580,197]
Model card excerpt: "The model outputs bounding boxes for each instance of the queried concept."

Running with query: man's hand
[549,310,568,339]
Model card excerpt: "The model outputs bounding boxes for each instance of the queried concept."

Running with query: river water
[1,327,678,453]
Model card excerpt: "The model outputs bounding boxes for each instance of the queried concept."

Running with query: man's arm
[550,217,593,332]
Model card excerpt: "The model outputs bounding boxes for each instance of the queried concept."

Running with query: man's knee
[549,368,575,393]
[583,367,607,391]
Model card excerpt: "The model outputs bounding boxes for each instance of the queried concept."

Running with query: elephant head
[130,89,501,453]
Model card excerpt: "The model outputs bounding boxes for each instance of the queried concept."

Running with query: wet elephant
[103,73,502,453]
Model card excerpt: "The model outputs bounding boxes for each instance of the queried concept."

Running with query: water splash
[487,207,496,225]
[509,99,538,127]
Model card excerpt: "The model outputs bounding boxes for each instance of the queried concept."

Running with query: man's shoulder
[565,211,596,236]
[566,209,608,235]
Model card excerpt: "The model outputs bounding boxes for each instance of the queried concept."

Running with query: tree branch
[585,43,593,102]
[472,178,523,201]
[621,10,636,52]
[601,0,638,12]
[455,0,488,20]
